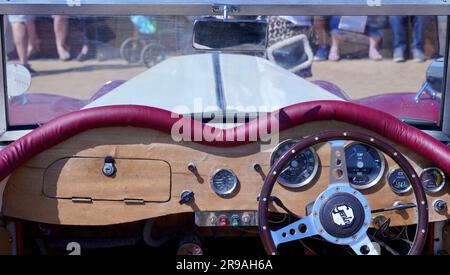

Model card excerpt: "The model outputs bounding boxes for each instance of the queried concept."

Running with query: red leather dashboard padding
[0,100,449,184]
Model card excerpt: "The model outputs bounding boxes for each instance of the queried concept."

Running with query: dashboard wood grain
[3,121,449,226]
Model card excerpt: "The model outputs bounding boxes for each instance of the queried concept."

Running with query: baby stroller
[120,16,167,68]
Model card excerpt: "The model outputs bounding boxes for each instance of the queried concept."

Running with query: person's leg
[53,15,70,60]
[328,16,341,61]
[10,22,29,66]
[25,19,40,56]
[368,35,383,60]
[77,17,90,60]
[367,25,383,61]
[313,16,329,61]
[411,16,427,62]
[389,16,407,61]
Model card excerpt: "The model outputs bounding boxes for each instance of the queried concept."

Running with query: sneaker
[412,49,425,62]
[393,48,405,62]
[23,64,38,77]
[314,47,329,61]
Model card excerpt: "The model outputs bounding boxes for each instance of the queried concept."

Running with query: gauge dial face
[420,167,446,193]
[345,143,385,189]
[210,169,238,196]
[270,140,318,188]
[387,168,412,194]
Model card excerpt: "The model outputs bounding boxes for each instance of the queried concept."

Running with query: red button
[219,216,227,227]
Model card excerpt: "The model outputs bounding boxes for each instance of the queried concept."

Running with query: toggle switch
[219,215,228,227]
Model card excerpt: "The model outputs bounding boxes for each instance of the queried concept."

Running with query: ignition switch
[179,190,195,205]
[433,199,447,212]
[102,156,116,177]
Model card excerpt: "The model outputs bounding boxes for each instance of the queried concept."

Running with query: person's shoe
[57,44,71,61]
[77,52,90,62]
[393,48,405,62]
[328,48,340,62]
[314,47,329,61]
[412,49,425,62]
[23,64,38,77]
[369,49,383,61]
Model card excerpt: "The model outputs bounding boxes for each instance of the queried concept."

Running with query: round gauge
[344,143,385,189]
[420,167,446,193]
[270,139,318,188]
[387,168,412,194]
[210,169,238,196]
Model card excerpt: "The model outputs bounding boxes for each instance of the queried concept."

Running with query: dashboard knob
[179,190,195,205]
[433,199,447,212]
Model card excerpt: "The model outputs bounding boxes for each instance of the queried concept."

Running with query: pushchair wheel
[141,43,166,68]
[120,37,147,64]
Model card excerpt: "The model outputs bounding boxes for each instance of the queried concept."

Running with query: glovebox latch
[102,156,117,177]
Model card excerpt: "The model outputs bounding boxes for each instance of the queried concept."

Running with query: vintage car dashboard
[2,118,449,228]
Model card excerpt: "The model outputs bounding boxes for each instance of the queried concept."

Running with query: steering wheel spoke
[349,234,380,255]
[328,140,350,186]
[271,215,317,247]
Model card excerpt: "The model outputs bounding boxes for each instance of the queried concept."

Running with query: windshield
[3,15,447,127]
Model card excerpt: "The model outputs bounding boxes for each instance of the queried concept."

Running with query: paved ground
[23,57,432,100]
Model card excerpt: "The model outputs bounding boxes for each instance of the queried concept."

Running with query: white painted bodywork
[84,53,343,115]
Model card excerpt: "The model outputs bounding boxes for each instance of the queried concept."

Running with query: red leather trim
[0,100,449,184]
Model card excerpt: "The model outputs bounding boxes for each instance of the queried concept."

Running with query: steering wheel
[258,131,429,255]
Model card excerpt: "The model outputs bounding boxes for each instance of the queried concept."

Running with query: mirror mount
[212,4,240,20]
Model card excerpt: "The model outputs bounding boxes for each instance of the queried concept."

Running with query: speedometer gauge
[387,168,411,194]
[211,169,238,196]
[270,139,318,188]
[345,143,385,189]
[420,167,446,193]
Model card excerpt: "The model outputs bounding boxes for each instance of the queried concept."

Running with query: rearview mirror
[193,18,268,52]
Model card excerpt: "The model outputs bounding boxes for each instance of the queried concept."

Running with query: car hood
[83,53,343,116]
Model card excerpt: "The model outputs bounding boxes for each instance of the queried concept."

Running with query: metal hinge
[71,197,93,203]
[123,198,145,205]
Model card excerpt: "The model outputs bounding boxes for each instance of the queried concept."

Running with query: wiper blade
[398,117,435,126]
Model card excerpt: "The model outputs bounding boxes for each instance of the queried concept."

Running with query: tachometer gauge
[211,169,238,196]
[270,139,318,188]
[420,167,446,193]
[387,168,412,194]
[345,143,385,189]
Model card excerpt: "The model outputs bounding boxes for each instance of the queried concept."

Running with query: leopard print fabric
[267,16,318,49]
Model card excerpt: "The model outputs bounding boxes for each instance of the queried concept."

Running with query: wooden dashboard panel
[43,157,171,202]
[2,120,450,226]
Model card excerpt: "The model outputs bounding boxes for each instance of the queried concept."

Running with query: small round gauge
[345,143,385,189]
[210,169,238,196]
[420,167,446,193]
[270,139,318,188]
[387,168,412,194]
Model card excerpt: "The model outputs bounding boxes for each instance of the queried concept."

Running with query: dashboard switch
[187,162,197,172]
[241,214,250,224]
[433,199,447,212]
[231,215,239,227]
[179,190,195,205]
[219,215,228,227]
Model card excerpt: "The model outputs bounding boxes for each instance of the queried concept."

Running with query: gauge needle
[281,166,291,174]
[371,202,416,213]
